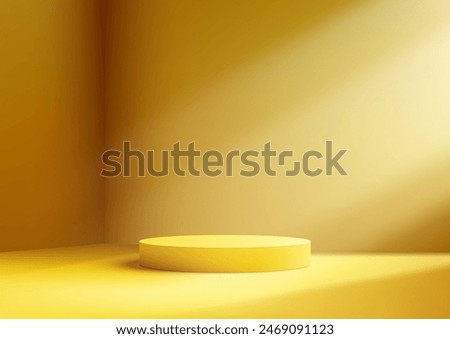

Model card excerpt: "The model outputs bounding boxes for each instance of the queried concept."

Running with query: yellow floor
[0,244,449,318]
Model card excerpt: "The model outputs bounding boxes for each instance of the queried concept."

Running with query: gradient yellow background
[105,0,450,251]
[1,0,449,253]
[0,0,449,319]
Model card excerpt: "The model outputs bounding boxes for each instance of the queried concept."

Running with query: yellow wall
[1,0,449,253]
[104,0,450,252]
[0,0,105,251]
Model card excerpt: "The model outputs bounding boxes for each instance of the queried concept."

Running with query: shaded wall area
[0,0,105,251]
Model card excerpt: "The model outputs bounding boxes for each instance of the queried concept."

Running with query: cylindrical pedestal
[139,235,311,273]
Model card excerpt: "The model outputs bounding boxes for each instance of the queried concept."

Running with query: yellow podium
[139,235,311,272]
